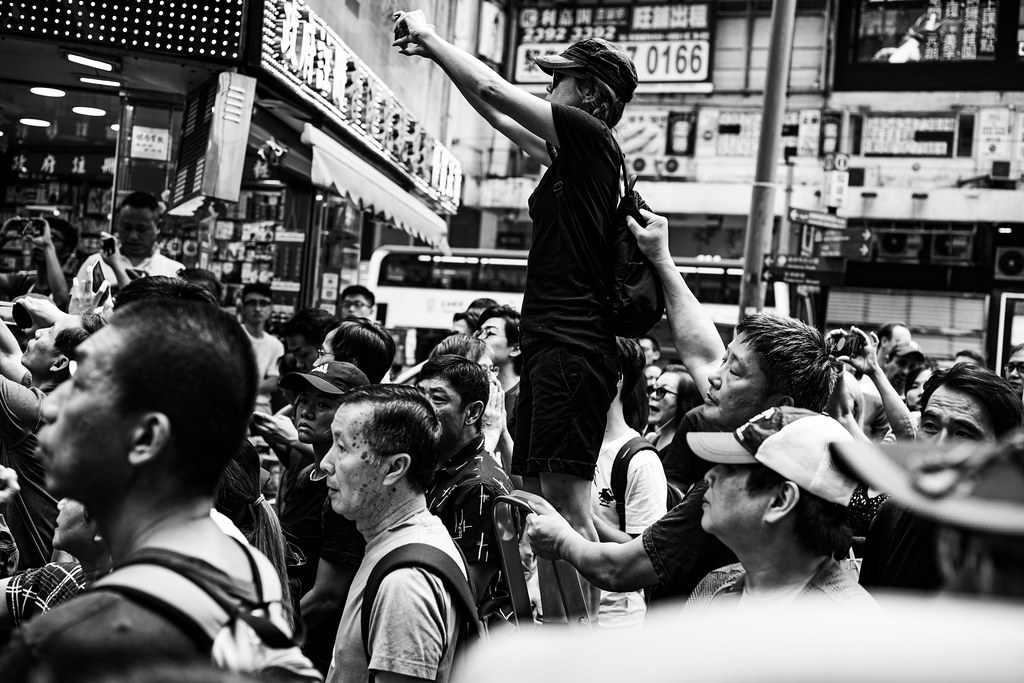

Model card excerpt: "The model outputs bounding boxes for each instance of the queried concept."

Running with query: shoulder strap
[361,543,480,661]
[610,436,657,532]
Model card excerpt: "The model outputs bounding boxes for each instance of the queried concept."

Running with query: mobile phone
[19,218,44,238]
[393,12,409,41]
[90,262,105,293]
[100,231,117,256]
[830,332,864,358]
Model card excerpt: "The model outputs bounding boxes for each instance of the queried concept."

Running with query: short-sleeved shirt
[426,435,512,609]
[327,508,464,683]
[593,430,668,627]
[5,561,88,626]
[521,103,619,356]
[75,250,185,289]
[244,328,284,414]
[0,376,56,570]
[659,406,721,492]
[641,480,737,603]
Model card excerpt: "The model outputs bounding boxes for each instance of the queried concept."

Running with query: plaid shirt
[6,561,89,626]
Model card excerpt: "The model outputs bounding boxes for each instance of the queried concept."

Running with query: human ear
[763,481,800,524]
[381,452,412,487]
[465,400,485,426]
[49,355,70,374]
[127,413,172,466]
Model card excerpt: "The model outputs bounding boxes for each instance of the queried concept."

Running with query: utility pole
[737,0,799,323]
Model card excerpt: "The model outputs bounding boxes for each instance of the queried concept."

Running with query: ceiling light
[73,107,106,117]
[80,76,121,87]
[30,87,66,98]
[20,118,51,128]
[110,124,120,132]
[67,53,114,71]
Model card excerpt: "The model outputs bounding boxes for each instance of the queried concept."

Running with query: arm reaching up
[626,210,725,396]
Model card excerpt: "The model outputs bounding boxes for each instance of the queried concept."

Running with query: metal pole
[737,0,799,323]
[772,154,796,317]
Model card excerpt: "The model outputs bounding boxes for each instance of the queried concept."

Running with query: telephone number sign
[514,3,714,92]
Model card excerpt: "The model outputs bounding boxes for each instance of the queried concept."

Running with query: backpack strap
[361,543,480,663]
[94,543,296,650]
[610,436,658,532]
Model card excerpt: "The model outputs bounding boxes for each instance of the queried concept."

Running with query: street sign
[824,170,850,208]
[815,227,873,259]
[788,207,848,230]
[822,152,850,172]
[762,254,847,288]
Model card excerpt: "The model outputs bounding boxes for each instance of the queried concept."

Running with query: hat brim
[686,432,757,464]
[533,54,588,76]
[831,441,1024,537]
[279,372,347,396]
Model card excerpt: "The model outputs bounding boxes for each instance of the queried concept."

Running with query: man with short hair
[0,300,308,678]
[240,283,284,415]
[269,361,368,673]
[323,318,396,382]
[418,355,512,618]
[953,348,985,367]
[339,285,376,321]
[525,211,837,602]
[320,385,468,683]
[0,313,105,569]
[112,275,219,310]
[860,362,1024,592]
[1003,342,1024,399]
[882,340,924,395]
[282,308,337,375]
[477,305,521,438]
[0,216,79,310]
[638,334,661,368]
[684,407,875,610]
[75,191,184,289]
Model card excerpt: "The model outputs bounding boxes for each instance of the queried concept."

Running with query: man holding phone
[74,191,183,293]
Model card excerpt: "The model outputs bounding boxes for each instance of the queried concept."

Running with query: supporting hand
[625,209,671,264]
[524,498,578,561]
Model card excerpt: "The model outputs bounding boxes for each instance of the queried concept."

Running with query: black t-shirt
[521,103,619,355]
[859,501,941,593]
[0,273,36,302]
[660,406,721,492]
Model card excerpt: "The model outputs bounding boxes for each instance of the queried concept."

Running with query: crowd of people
[0,13,1021,683]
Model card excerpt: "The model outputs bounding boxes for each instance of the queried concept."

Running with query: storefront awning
[302,124,450,251]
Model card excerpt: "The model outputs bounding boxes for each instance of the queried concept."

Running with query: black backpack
[610,436,684,532]
[608,151,665,338]
[361,543,483,679]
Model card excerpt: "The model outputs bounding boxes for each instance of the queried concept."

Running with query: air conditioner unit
[657,156,688,178]
[930,232,975,266]
[994,246,1024,282]
[629,155,657,179]
[874,229,925,264]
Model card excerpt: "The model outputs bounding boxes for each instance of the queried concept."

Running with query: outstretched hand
[392,10,435,57]
[625,208,671,263]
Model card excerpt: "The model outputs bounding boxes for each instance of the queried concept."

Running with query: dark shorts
[511,344,617,480]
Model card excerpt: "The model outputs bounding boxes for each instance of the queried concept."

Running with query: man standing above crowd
[685,407,875,610]
[418,355,512,622]
[0,311,104,569]
[239,282,284,415]
[0,300,309,679]
[75,192,184,289]
[320,385,468,683]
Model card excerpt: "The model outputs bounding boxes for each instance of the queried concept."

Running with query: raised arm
[395,11,555,162]
[626,210,726,396]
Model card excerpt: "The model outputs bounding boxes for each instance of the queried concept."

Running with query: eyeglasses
[475,327,502,340]
[648,386,677,400]
[244,299,272,308]
[340,300,370,311]
[317,348,332,359]
[1006,362,1024,375]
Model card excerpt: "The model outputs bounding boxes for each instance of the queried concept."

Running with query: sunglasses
[648,386,677,400]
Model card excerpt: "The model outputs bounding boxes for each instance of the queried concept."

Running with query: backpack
[610,436,684,533]
[96,544,321,682]
[608,150,666,338]
[361,543,483,680]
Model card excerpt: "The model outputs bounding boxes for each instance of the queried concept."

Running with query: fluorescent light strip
[20,118,50,128]
[30,87,65,98]
[80,76,121,87]
[67,53,114,71]
[72,107,106,117]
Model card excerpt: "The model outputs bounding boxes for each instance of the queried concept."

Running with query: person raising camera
[392,11,638,615]
[0,216,78,310]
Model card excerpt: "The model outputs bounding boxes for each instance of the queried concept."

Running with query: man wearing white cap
[685,407,877,609]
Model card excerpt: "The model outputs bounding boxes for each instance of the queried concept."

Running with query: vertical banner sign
[513,3,715,94]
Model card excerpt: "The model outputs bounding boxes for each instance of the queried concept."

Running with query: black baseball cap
[533,38,638,103]
[279,361,369,396]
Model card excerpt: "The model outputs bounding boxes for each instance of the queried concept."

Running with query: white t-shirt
[244,327,284,414]
[76,250,185,287]
[592,429,668,629]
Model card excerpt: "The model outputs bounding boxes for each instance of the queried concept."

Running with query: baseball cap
[890,341,924,362]
[687,407,858,506]
[832,431,1024,537]
[279,361,369,396]
[533,38,638,103]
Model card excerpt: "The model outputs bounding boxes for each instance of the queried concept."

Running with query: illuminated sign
[0,0,245,61]
[854,0,998,63]
[512,3,714,94]
[261,0,461,213]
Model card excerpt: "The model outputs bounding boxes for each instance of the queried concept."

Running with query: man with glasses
[339,285,376,321]
[240,283,284,415]
[1004,343,1024,401]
